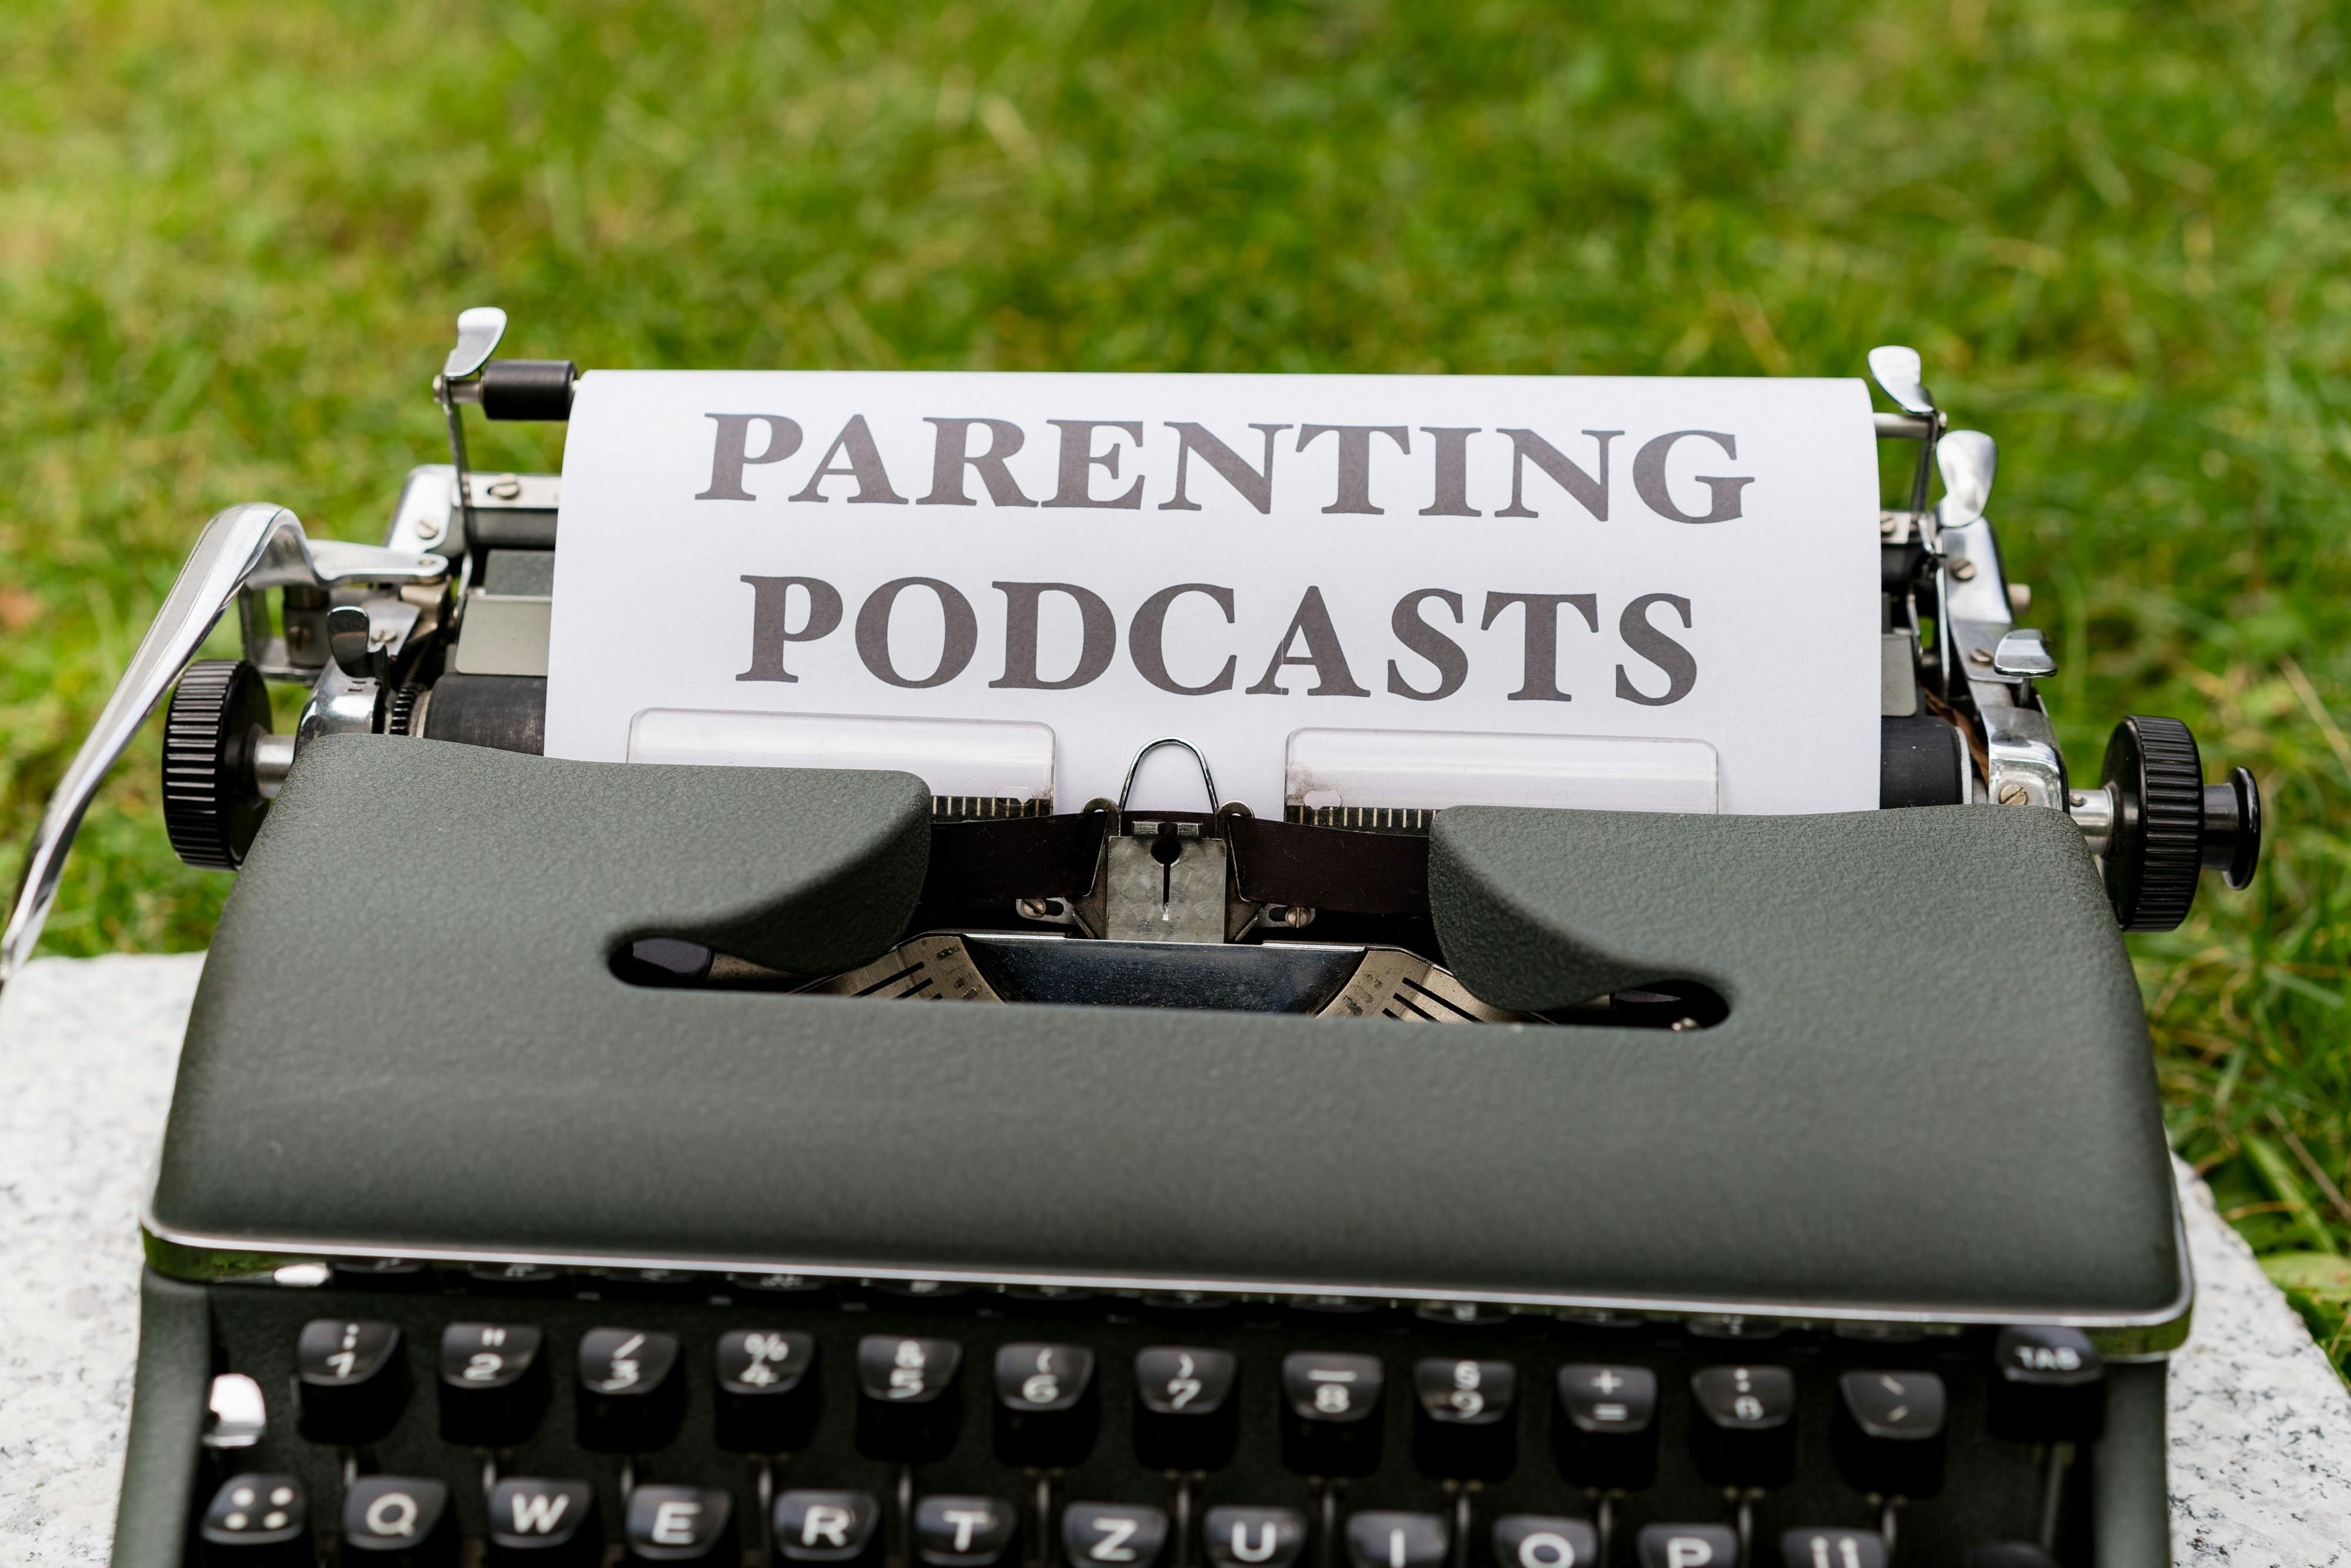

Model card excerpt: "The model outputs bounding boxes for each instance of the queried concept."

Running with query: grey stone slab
[1,951,2348,1563]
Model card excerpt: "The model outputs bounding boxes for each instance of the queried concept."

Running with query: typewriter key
[1202,1507,1306,1568]
[577,1328,685,1452]
[1988,1326,2104,1444]
[624,1485,737,1562]
[1831,1370,1946,1497]
[1280,1352,1385,1476]
[916,1495,1021,1567]
[1342,1512,1447,1568]
[1688,1365,1797,1487]
[715,1329,819,1452]
[294,1318,406,1445]
[1063,1502,1172,1568]
[1411,1356,1517,1480]
[199,1474,307,1562]
[856,1334,965,1462]
[1552,1364,1658,1490]
[486,1477,598,1564]
[994,1341,1100,1466]
[1491,1517,1598,1568]
[439,1322,548,1447]
[1634,1525,1737,1568]
[342,1475,456,1563]
[774,1490,885,1563]
[1133,1346,1239,1471]
[1777,1529,1888,1568]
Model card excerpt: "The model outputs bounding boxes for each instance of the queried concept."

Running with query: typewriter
[1,316,2265,1568]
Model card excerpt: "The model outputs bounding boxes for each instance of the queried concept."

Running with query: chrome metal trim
[0,504,443,993]
[203,1373,268,1449]
[140,1187,2193,1359]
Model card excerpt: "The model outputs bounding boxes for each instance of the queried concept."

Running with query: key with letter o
[1493,1517,1597,1568]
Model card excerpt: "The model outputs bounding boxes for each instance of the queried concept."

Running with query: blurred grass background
[4,1,2347,1360]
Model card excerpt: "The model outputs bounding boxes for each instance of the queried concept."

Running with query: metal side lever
[0,503,444,991]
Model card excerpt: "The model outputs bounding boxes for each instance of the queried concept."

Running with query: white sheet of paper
[544,372,1880,814]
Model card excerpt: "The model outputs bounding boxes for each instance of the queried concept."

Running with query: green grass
[5,1,2349,1358]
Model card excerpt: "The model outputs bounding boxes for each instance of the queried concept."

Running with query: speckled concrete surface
[3,951,2349,1563]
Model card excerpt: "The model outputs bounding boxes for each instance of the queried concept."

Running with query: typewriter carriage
[0,309,2260,1003]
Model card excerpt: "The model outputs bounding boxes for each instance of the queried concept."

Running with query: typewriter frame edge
[136,1187,2193,1363]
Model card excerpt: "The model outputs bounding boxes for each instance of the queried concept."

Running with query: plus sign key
[1553,1365,1657,1490]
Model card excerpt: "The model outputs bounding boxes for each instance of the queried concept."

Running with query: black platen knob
[2099,716,2260,931]
[162,659,273,870]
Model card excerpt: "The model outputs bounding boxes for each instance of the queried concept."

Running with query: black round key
[775,1490,884,1564]
[1342,1512,1447,1568]
[486,1477,597,1565]
[1133,1346,1239,1472]
[855,1334,964,1462]
[625,1485,736,1563]
[1492,1517,1598,1568]
[1280,1352,1384,1477]
[995,1342,1099,1467]
[295,1319,405,1445]
[1832,1370,1946,1498]
[343,1476,456,1563]
[716,1329,819,1452]
[1988,1326,2105,1443]
[577,1328,684,1453]
[200,1474,307,1561]
[1412,1356,1516,1480]
[918,1495,1020,1567]
[1064,1503,1171,1568]
[1635,1524,1736,1568]
[1778,1527,1888,1568]
[1553,1364,1657,1490]
[1203,1507,1306,1568]
[440,1323,547,1447]
[1689,1365,1797,1487]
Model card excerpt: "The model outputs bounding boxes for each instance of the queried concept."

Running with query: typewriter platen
[1,317,2264,1568]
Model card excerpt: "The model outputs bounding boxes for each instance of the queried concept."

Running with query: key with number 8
[1282,1352,1384,1476]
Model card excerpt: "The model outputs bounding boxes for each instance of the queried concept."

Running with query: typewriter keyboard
[184,1278,2113,1567]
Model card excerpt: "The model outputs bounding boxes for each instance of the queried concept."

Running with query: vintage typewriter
[1,316,2265,1568]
